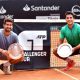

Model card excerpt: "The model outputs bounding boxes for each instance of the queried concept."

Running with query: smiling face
[65,11,75,29]
[66,14,74,26]
[3,21,13,32]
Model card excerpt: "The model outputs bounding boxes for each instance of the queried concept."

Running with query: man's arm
[0,48,9,58]
[73,44,80,52]
[57,38,64,48]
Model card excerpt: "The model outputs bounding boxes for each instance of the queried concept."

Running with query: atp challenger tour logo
[18,31,47,61]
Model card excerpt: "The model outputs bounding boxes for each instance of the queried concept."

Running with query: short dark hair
[3,16,14,24]
[65,11,75,18]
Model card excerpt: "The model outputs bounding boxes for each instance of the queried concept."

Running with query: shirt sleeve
[12,32,19,43]
[60,27,65,39]
[15,34,19,43]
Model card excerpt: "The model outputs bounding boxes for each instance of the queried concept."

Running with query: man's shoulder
[61,25,67,31]
[74,23,80,27]
[74,23,80,30]
[11,31,18,36]
[0,29,3,33]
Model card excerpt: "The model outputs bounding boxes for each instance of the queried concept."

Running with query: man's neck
[68,24,74,29]
[3,30,11,36]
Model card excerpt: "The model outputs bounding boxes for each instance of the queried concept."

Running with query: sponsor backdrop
[13,23,50,69]
[0,0,80,20]
[0,0,80,69]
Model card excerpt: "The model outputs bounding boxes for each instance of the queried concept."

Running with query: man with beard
[0,17,18,75]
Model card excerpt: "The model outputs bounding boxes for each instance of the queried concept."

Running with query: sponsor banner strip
[14,19,80,23]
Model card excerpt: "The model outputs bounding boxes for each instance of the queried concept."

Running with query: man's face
[3,22,13,32]
[65,14,74,26]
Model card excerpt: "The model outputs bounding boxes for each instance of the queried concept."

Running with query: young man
[53,11,80,71]
[0,17,18,74]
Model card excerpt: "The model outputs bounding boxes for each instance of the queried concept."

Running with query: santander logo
[0,6,6,14]
[23,4,30,11]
